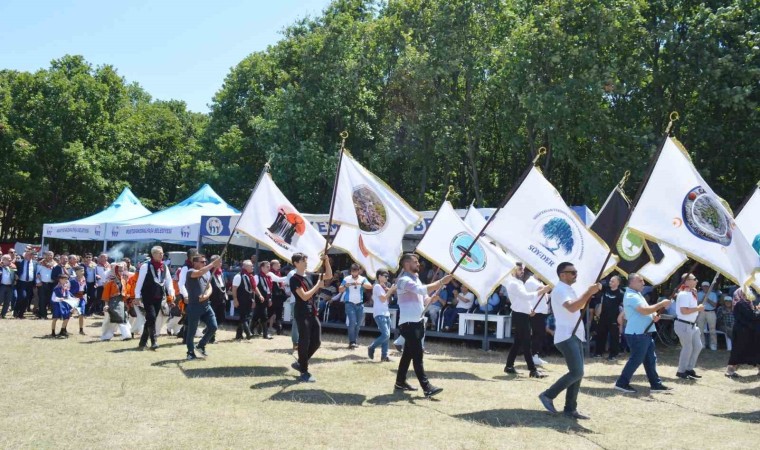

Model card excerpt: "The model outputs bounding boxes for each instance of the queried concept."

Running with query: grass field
[0,317,757,450]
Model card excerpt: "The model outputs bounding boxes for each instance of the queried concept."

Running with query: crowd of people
[2,245,759,414]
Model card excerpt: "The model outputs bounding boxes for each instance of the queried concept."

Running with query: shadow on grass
[182,365,288,378]
[452,408,592,433]
[265,348,297,355]
[585,374,678,384]
[367,392,415,405]
[735,386,760,397]
[724,375,760,384]
[250,379,300,390]
[425,371,496,382]
[269,389,366,406]
[712,410,760,423]
[311,354,365,364]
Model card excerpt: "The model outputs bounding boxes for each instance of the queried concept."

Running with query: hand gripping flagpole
[571,112,680,337]
[320,131,349,278]
[220,159,271,260]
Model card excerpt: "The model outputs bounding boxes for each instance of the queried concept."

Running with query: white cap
[701,281,710,287]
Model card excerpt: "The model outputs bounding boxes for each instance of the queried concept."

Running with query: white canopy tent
[42,187,151,252]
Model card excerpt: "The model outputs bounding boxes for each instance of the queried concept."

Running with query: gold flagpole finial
[264,156,272,172]
[533,147,547,166]
[618,170,631,189]
[339,131,349,150]
[665,111,680,135]
[444,185,455,201]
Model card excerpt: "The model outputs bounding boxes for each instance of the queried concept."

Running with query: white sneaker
[533,355,547,366]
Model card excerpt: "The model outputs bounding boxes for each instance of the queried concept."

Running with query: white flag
[638,243,688,286]
[463,205,518,261]
[234,173,326,272]
[331,225,392,278]
[416,201,515,304]
[627,137,760,287]
[487,167,617,289]
[331,151,421,272]
[733,184,760,288]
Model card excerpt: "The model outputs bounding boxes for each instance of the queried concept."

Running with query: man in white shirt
[674,273,704,380]
[14,249,36,319]
[696,280,719,351]
[394,253,452,397]
[504,263,551,377]
[538,262,601,420]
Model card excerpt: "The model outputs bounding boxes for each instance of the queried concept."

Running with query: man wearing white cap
[696,280,718,351]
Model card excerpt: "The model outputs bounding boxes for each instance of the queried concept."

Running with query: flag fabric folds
[416,201,515,304]
[627,137,760,287]
[734,184,760,288]
[637,243,689,286]
[331,151,421,275]
[487,167,617,289]
[590,185,665,276]
[233,173,326,272]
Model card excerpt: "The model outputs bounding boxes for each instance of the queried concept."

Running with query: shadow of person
[712,410,760,423]
[452,408,593,433]
[735,386,760,397]
[367,392,414,406]
[250,379,300,390]
[269,389,366,406]
[425,371,496,382]
[181,365,288,379]
[310,354,365,364]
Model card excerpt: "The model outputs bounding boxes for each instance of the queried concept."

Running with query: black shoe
[381,356,392,362]
[538,392,557,414]
[291,361,301,372]
[348,343,357,350]
[650,384,671,392]
[187,353,198,361]
[676,372,696,380]
[423,385,443,398]
[137,345,146,351]
[50,331,57,338]
[197,346,207,357]
[394,382,418,392]
[504,366,517,374]
[614,384,637,393]
[150,343,159,351]
[394,344,403,352]
[263,335,273,340]
[367,346,375,360]
[59,329,69,338]
[530,370,547,379]
[686,370,702,379]
[592,354,603,359]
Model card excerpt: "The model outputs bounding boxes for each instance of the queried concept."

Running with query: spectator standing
[339,263,371,349]
[697,280,719,350]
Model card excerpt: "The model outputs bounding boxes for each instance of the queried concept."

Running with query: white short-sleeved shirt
[456,292,475,310]
[372,284,390,317]
[676,291,698,322]
[342,276,368,304]
[549,281,585,344]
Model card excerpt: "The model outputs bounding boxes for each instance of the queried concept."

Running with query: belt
[676,318,696,326]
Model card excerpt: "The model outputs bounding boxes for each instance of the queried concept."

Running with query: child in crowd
[51,274,74,338]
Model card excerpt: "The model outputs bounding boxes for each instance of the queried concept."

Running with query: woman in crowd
[367,269,396,362]
[724,288,760,378]
[100,263,132,341]
[69,266,88,335]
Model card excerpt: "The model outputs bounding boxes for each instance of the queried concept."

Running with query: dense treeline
[1,0,758,241]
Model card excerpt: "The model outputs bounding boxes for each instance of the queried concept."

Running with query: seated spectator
[717,295,735,345]
[442,285,475,331]
[479,290,501,314]
[426,287,447,329]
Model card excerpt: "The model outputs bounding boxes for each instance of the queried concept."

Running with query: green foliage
[1,0,758,242]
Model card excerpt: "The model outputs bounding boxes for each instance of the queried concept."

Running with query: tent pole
[102,240,107,254]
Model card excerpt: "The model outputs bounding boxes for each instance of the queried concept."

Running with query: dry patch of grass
[0,317,757,449]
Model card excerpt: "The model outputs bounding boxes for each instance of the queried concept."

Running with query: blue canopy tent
[108,184,240,246]
[42,187,152,252]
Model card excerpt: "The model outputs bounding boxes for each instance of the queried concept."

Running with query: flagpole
[447,147,548,277]
[220,160,271,260]
[571,112,680,337]
[322,131,348,260]
[642,261,701,334]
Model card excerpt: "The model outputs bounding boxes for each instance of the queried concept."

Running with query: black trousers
[211,299,226,326]
[236,301,253,339]
[396,320,429,388]
[271,295,285,322]
[94,286,105,314]
[594,319,620,357]
[38,282,55,318]
[294,310,321,374]
[252,300,270,336]
[138,301,160,347]
[507,312,537,371]
[85,282,97,315]
[530,313,548,356]
[15,281,34,318]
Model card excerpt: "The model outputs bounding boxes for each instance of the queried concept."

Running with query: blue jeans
[544,336,585,412]
[616,333,661,387]
[345,303,364,344]
[185,302,218,355]
[369,315,391,357]
[443,307,467,329]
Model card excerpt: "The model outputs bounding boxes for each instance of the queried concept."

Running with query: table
[458,313,511,339]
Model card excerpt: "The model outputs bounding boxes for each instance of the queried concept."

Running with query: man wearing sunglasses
[185,255,222,360]
[538,262,601,420]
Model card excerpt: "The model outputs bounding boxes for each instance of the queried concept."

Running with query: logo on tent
[206,217,223,236]
[266,205,306,250]
[94,225,101,237]
[181,226,191,238]
[449,232,487,272]
[352,185,388,234]
[681,186,733,246]
[46,227,52,236]
[616,228,644,261]
[111,226,120,238]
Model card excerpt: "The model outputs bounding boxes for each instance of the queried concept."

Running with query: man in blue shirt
[614,273,673,393]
